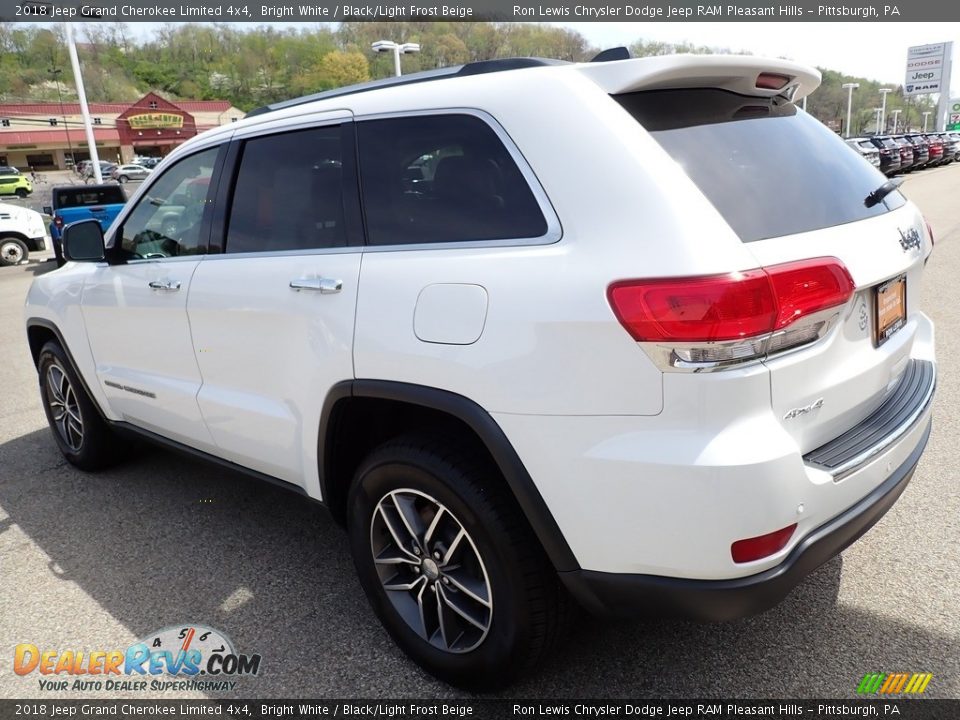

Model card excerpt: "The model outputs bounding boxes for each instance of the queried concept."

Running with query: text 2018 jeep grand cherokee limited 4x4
[24,53,935,689]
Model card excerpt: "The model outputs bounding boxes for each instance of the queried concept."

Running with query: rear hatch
[615,87,930,454]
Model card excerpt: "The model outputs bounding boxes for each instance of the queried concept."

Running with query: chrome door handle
[290,277,342,294]
[148,280,181,292]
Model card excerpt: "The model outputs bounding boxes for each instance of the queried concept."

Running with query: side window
[357,114,548,246]
[119,147,218,259]
[225,125,346,254]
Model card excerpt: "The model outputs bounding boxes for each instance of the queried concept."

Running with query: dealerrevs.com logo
[13,625,261,692]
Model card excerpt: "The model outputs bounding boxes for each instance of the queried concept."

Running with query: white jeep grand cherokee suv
[25,53,935,688]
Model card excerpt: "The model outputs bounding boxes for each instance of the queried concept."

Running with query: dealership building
[0,92,244,170]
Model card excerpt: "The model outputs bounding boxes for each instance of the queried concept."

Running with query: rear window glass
[857,141,875,150]
[55,187,126,208]
[615,89,905,243]
[357,114,547,246]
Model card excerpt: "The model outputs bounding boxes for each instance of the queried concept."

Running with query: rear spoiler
[575,54,821,101]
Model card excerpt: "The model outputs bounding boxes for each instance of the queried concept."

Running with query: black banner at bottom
[0,700,956,720]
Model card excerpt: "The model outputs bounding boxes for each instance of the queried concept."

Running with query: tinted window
[55,187,126,208]
[857,141,875,150]
[119,147,218,259]
[357,114,547,246]
[226,126,346,254]
[616,89,905,243]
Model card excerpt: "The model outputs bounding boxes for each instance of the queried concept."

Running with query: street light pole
[891,109,901,134]
[878,88,893,133]
[874,108,883,133]
[371,40,421,77]
[842,82,859,138]
[48,67,75,169]
[922,111,932,132]
[64,23,102,183]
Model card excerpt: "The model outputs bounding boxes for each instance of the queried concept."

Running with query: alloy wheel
[46,363,84,451]
[370,489,493,653]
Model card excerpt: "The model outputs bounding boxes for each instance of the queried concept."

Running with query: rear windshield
[615,89,905,243]
[54,187,126,208]
[857,141,875,150]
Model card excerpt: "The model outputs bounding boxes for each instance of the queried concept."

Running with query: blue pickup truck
[45,184,127,265]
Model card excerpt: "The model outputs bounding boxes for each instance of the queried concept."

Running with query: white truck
[0,203,50,266]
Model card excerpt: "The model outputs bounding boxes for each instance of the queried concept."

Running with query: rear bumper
[560,418,930,621]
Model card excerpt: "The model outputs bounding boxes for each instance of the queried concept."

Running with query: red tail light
[608,258,854,343]
[732,523,797,563]
[767,259,856,329]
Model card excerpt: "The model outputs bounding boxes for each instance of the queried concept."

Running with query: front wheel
[0,237,28,266]
[38,341,126,471]
[347,436,567,689]
[14,188,28,198]
[118,175,128,183]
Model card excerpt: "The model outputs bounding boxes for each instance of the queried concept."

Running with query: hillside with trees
[0,22,935,133]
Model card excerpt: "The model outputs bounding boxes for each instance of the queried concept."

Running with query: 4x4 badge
[898,227,922,252]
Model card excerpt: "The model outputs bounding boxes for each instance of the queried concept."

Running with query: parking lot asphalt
[1,165,959,700]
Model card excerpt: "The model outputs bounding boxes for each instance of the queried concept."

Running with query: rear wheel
[347,435,567,689]
[38,341,125,471]
[0,237,28,266]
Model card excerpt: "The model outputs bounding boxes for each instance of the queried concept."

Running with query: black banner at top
[3,0,960,22]
[1,700,960,720]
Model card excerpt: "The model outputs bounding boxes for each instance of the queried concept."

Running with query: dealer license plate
[875,275,906,347]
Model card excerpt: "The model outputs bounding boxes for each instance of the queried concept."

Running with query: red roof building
[0,92,243,170]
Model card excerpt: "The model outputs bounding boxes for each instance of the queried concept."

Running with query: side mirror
[62,219,105,263]
[42,205,52,216]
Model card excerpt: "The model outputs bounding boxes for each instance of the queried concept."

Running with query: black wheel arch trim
[25,318,110,423]
[319,379,581,573]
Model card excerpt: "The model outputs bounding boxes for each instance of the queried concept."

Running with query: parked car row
[848,132,960,176]
[133,156,162,169]
[71,159,154,184]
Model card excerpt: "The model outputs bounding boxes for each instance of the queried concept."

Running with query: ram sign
[905,43,947,96]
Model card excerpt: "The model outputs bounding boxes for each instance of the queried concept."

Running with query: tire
[38,341,125,471]
[347,435,568,689]
[0,237,28,266]
[118,175,128,183]
[14,188,28,198]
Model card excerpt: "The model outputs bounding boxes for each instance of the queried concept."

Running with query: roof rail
[245,57,568,118]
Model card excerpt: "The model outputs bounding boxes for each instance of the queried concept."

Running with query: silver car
[111,164,152,183]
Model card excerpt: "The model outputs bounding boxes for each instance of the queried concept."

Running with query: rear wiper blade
[864,177,904,208]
